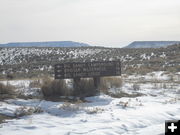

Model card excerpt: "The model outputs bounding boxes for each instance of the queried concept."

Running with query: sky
[0,0,180,47]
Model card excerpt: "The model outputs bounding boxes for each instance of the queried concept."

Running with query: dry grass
[152,82,177,89]
[100,77,123,94]
[117,101,129,108]
[60,102,104,114]
[99,77,143,98]
[29,79,42,88]
[117,99,143,108]
[132,83,140,91]
[14,106,43,117]
[162,98,179,104]
[107,90,144,98]
[0,114,14,124]
[85,107,104,114]
[60,102,82,111]
[125,66,154,75]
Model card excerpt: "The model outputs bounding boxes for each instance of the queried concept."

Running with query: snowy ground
[0,72,180,135]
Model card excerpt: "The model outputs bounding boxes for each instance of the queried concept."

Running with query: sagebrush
[0,82,16,100]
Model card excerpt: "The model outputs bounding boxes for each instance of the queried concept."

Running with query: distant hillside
[0,44,179,78]
[125,41,180,48]
[0,41,90,47]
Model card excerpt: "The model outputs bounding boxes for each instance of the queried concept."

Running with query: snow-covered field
[0,72,180,135]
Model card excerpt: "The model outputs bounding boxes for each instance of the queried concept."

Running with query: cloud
[0,0,180,47]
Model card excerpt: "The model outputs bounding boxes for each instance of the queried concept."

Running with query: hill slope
[0,41,90,47]
[0,44,179,78]
[125,41,180,48]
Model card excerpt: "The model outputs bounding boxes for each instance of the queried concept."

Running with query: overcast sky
[0,0,180,47]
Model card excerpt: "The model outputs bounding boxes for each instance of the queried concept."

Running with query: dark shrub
[6,74,14,80]
[0,82,16,100]
[73,78,98,98]
[41,77,70,97]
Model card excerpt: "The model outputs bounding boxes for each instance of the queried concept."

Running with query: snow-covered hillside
[0,44,179,78]
[125,41,180,48]
[0,41,90,47]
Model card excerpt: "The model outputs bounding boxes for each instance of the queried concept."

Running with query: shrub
[60,102,81,111]
[29,79,41,88]
[60,102,104,114]
[117,101,129,108]
[85,107,104,114]
[100,77,123,94]
[0,82,16,100]
[41,77,70,97]
[73,78,98,98]
[99,77,141,98]
[152,83,158,89]
[6,74,14,80]
[107,90,144,98]
[99,78,109,93]
[132,83,140,91]
[41,77,123,98]
[14,106,43,117]
[162,83,167,89]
